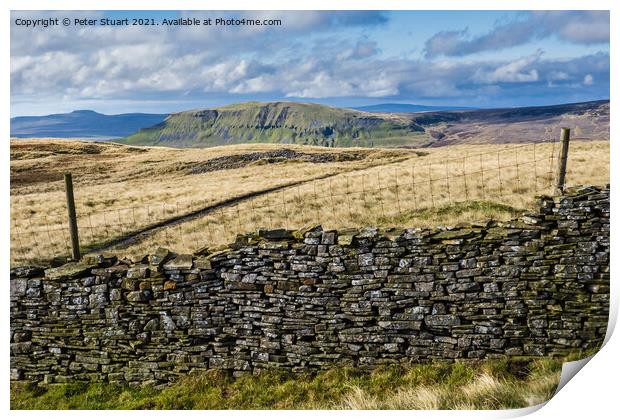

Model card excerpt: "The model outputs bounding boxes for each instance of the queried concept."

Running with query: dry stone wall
[10,185,610,386]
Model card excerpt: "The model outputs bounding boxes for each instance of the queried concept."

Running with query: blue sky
[10,10,610,116]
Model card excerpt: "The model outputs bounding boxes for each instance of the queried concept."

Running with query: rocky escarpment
[122,101,422,148]
[10,185,610,386]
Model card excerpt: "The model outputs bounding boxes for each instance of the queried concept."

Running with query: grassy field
[10,138,609,265]
[11,357,569,410]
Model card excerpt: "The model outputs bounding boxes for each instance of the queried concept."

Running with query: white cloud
[547,71,569,81]
[553,12,610,44]
[424,11,609,58]
[336,40,379,61]
[286,72,355,98]
[9,11,610,113]
[473,52,541,84]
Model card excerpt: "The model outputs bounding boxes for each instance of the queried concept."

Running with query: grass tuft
[11,357,572,410]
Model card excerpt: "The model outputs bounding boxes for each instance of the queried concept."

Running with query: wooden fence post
[64,173,81,260]
[555,128,571,195]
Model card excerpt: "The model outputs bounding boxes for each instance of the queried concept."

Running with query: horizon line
[10,97,611,118]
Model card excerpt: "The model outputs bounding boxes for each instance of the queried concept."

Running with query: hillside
[12,100,608,147]
[410,99,610,146]
[121,100,609,148]
[10,110,168,139]
[121,102,425,148]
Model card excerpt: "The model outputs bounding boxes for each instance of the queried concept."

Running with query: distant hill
[353,103,475,113]
[13,99,609,148]
[408,99,609,146]
[10,110,168,139]
[121,100,609,148]
[121,102,426,148]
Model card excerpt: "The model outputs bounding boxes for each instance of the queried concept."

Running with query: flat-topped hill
[121,101,423,148]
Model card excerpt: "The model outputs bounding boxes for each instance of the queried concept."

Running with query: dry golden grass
[10,138,609,265]
[331,360,561,410]
[10,139,408,264]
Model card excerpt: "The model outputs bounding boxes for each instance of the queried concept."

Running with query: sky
[10,10,610,116]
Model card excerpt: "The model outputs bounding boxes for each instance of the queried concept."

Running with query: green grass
[11,357,571,410]
[376,200,526,227]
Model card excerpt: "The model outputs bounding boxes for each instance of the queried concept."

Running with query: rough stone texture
[10,185,610,386]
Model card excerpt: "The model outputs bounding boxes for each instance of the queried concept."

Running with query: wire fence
[11,138,597,267]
